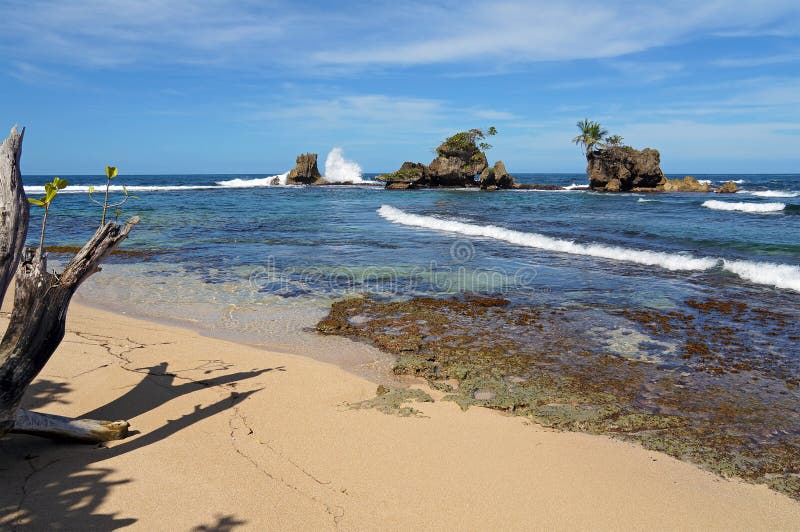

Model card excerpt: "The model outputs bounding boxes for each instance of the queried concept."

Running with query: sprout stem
[39,205,48,254]
[101,177,111,226]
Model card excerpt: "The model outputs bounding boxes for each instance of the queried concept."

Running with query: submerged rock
[716,181,740,193]
[587,146,666,192]
[661,176,712,192]
[318,294,800,501]
[287,153,325,184]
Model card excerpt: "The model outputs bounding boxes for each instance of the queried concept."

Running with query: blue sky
[1,0,799,174]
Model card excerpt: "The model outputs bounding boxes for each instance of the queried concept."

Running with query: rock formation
[716,181,739,194]
[586,146,666,192]
[480,161,515,189]
[377,131,491,188]
[287,153,325,184]
[661,176,712,192]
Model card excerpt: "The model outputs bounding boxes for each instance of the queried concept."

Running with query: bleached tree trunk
[0,126,138,441]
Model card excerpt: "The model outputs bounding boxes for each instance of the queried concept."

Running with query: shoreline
[1,300,799,529]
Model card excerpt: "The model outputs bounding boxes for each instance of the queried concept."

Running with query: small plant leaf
[53,177,68,189]
[115,209,122,216]
[88,185,95,194]
[28,198,45,206]
[45,188,58,203]
[105,166,118,179]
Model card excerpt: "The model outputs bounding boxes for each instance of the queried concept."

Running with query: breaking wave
[377,205,716,271]
[377,205,800,292]
[702,200,786,213]
[324,147,367,183]
[217,172,288,187]
[722,260,800,292]
[747,190,799,198]
[24,184,219,194]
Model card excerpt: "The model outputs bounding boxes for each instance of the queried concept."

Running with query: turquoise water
[24,172,799,353]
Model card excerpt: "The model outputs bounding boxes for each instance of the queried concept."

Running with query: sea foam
[702,200,786,213]
[217,172,289,187]
[324,147,367,183]
[377,205,800,292]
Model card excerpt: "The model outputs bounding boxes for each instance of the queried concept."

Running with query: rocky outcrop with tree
[573,120,667,192]
[378,128,511,189]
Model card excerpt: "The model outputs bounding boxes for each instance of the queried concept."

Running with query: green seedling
[88,165,138,225]
[28,176,68,253]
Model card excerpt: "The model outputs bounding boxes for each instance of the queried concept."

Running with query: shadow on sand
[0,362,283,530]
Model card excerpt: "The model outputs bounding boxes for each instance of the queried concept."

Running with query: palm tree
[572,119,608,154]
[604,134,624,147]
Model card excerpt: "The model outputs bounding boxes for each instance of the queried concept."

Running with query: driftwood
[0,126,138,442]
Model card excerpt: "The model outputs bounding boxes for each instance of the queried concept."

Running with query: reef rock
[661,176,712,193]
[586,146,666,192]
[376,162,428,184]
[716,181,740,194]
[287,153,325,184]
[480,160,515,189]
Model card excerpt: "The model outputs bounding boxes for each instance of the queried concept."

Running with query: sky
[1,0,799,174]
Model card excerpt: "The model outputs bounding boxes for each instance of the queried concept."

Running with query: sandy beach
[0,301,798,530]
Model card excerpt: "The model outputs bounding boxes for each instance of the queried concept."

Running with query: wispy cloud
[3,0,798,72]
[712,52,800,68]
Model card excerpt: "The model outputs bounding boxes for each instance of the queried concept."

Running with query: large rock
[428,152,487,187]
[661,176,711,192]
[586,146,666,192]
[716,181,739,194]
[287,153,324,184]
[479,160,515,189]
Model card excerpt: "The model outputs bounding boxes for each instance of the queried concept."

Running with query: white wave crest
[378,205,800,292]
[563,183,586,190]
[324,147,366,183]
[698,179,712,185]
[637,198,657,203]
[377,205,717,271]
[731,179,745,184]
[24,184,217,194]
[702,200,785,213]
[748,190,799,198]
[723,260,800,292]
[217,172,288,187]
